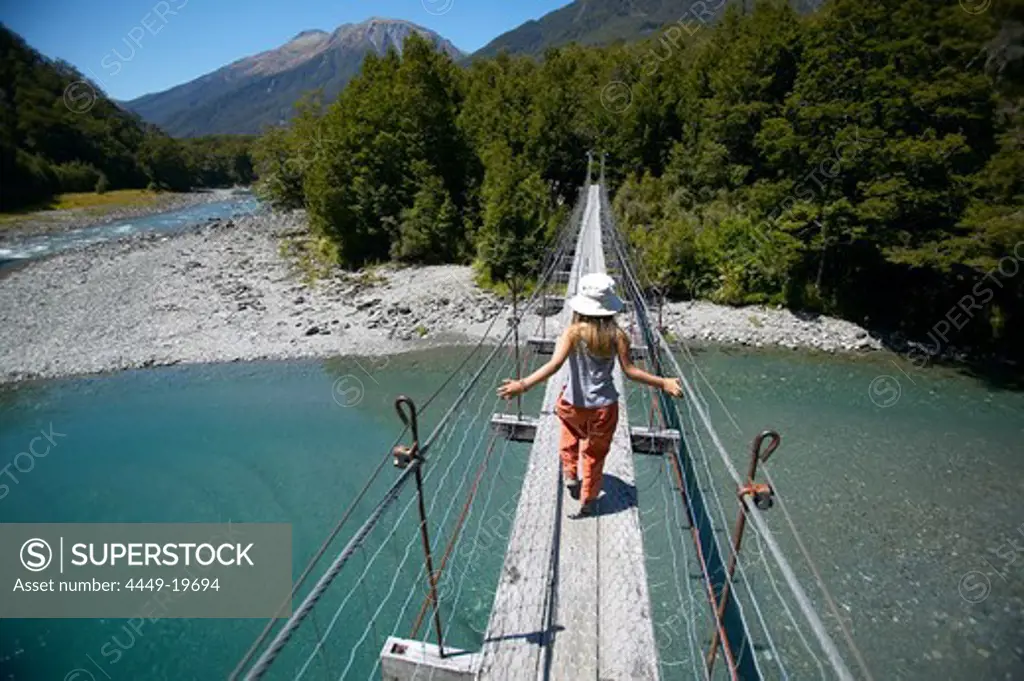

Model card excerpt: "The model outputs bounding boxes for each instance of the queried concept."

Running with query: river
[0,194,261,272]
[0,346,1020,680]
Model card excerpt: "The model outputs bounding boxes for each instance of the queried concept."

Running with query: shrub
[0,149,56,210]
[53,161,101,193]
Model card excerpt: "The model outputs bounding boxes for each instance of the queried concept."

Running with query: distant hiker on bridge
[498,272,683,516]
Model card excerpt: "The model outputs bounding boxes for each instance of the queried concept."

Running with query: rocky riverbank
[0,209,883,384]
[0,211,526,383]
[662,300,883,354]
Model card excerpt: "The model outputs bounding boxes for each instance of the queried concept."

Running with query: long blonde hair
[571,312,620,358]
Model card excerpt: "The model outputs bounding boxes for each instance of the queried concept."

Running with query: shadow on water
[682,321,1024,394]
[868,330,1024,392]
[953,356,1024,391]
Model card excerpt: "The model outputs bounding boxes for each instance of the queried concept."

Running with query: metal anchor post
[392,396,446,658]
[706,429,782,675]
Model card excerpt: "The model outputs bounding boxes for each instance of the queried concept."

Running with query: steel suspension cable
[296,364,506,680]
[420,188,584,415]
[600,188,749,679]
[363,357,522,681]
[330,388,502,680]
[229,423,410,681]
[602,183,802,675]
[243,460,419,680]
[600,182,856,681]
[410,433,499,638]
[252,337,514,680]
[237,186,588,680]
[672,339,876,681]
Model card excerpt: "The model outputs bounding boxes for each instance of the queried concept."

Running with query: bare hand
[662,377,683,398]
[497,379,526,399]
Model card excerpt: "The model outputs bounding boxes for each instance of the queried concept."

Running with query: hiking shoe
[577,500,598,518]
[566,478,581,501]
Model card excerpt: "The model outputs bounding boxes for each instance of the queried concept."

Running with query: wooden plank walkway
[477,185,659,681]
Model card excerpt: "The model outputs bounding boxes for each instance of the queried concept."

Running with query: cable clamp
[738,482,774,510]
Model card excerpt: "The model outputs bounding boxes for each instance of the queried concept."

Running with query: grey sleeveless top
[564,341,619,408]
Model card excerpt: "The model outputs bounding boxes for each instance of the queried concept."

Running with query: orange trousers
[555,396,619,504]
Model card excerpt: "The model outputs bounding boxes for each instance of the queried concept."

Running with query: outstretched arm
[617,330,683,397]
[497,326,575,399]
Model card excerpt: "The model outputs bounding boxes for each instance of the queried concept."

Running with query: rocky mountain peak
[286,29,329,44]
[125,16,463,136]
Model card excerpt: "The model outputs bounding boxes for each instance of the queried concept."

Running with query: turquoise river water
[0,346,1021,680]
[0,194,261,271]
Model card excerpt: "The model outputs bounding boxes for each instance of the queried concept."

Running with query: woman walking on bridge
[498,273,683,516]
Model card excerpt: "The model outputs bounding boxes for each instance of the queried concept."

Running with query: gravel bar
[0,210,880,384]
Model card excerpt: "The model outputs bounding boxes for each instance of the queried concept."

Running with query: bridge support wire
[597,183,756,679]
[391,396,446,658]
[608,186,762,678]
[243,458,419,680]
[511,280,523,419]
[706,430,781,676]
[235,182,585,681]
[599,181,856,681]
[241,319,520,680]
[409,433,499,639]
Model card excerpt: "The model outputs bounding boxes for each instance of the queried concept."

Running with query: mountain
[126,18,463,137]
[473,0,684,58]
[472,0,824,58]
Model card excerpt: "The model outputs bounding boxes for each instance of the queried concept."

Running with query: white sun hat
[568,272,624,317]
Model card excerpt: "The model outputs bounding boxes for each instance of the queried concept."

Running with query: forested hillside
[473,0,688,59]
[472,0,825,59]
[255,0,1024,360]
[0,24,254,211]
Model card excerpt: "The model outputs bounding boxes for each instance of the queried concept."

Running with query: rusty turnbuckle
[391,396,446,658]
[707,429,782,676]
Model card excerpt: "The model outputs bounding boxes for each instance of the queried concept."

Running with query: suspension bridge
[229,163,868,681]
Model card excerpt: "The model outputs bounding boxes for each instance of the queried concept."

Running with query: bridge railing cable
[617,279,721,680]
[672,335,875,681]
[598,181,859,681]
[232,186,589,681]
[597,185,762,680]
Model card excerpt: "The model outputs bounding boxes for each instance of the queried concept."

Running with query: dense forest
[254,0,1024,360]
[0,24,255,211]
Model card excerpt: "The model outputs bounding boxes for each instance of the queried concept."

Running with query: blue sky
[0,0,568,101]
